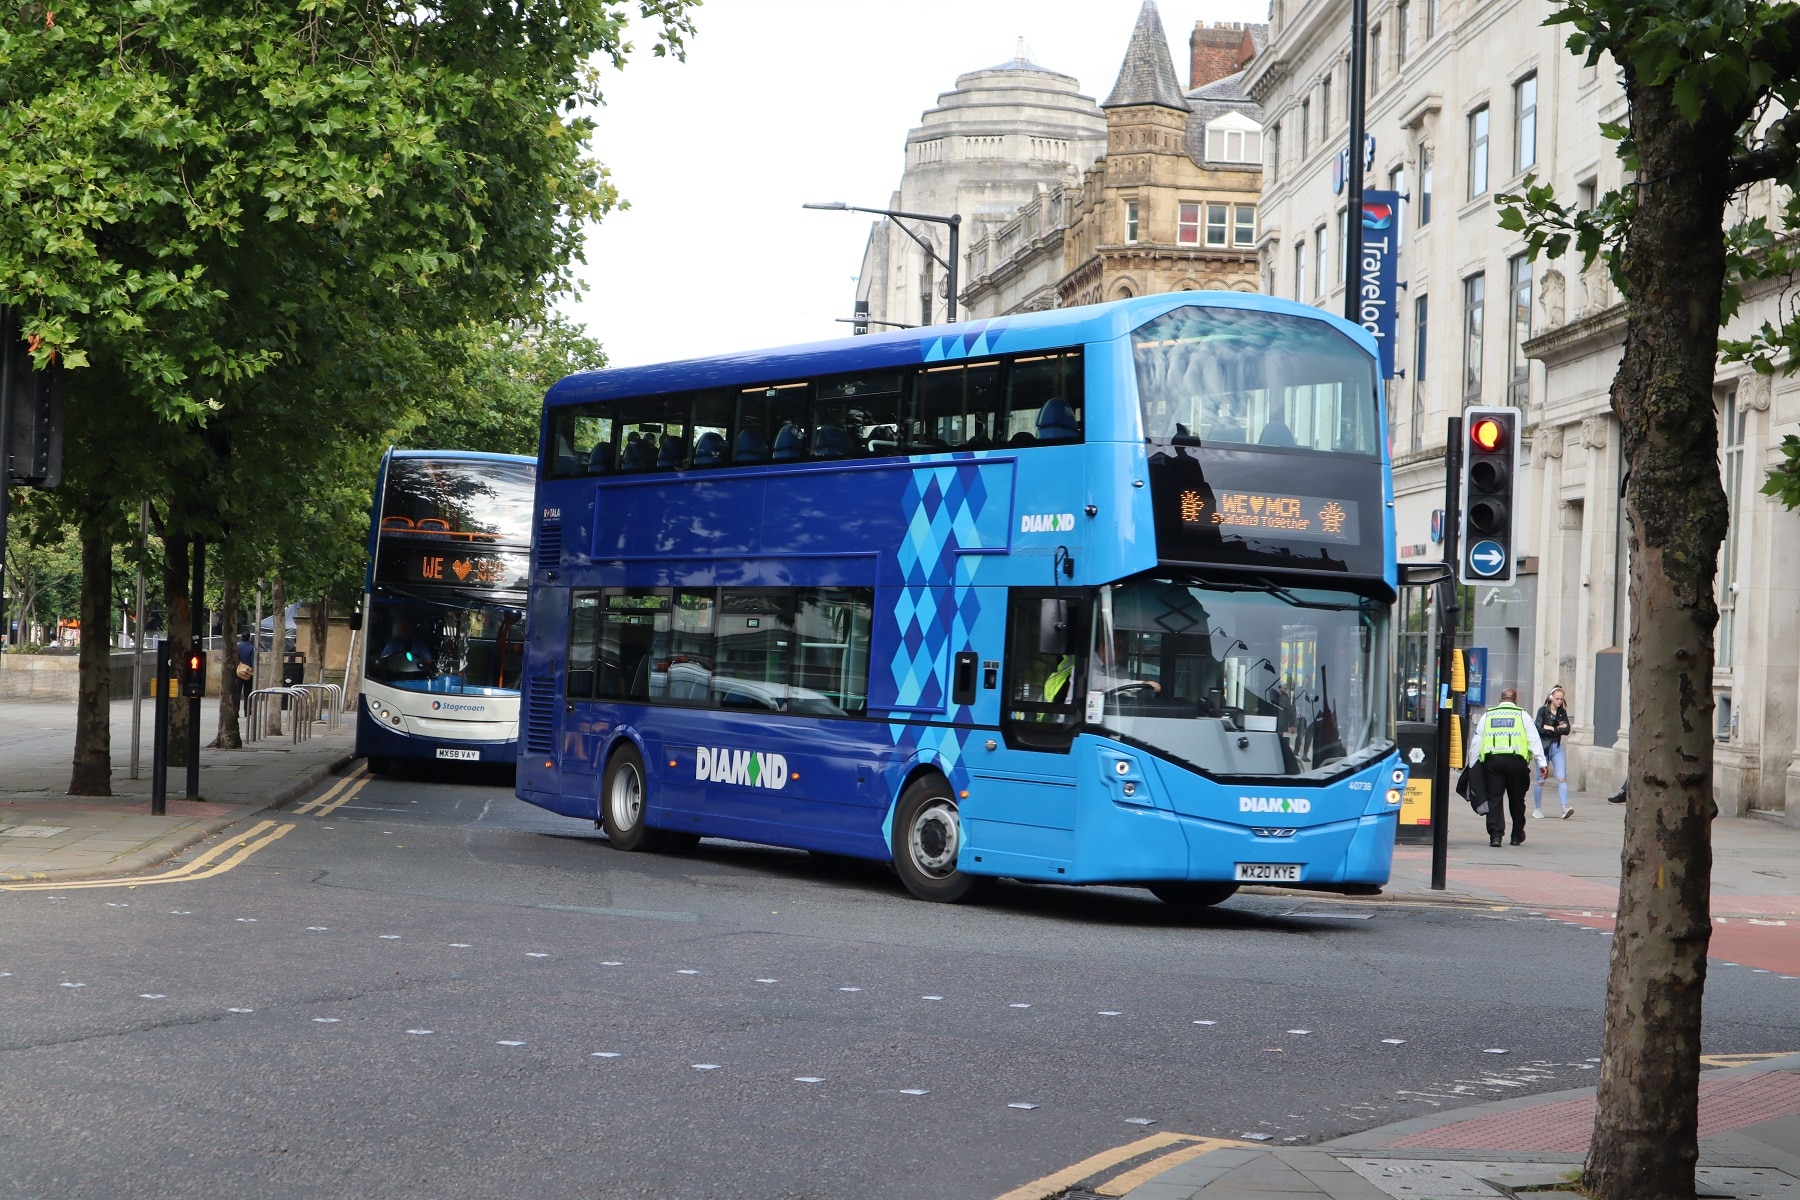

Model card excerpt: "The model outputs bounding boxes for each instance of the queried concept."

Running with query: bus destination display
[382,551,527,589]
[1177,488,1360,544]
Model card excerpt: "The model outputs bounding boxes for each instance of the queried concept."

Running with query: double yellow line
[994,1133,1252,1200]
[1,819,295,892]
[294,765,370,817]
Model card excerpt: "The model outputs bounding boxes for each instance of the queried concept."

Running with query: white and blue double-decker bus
[517,294,1406,907]
[356,449,535,772]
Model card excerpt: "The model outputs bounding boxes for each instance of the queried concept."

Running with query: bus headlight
[1386,788,1403,805]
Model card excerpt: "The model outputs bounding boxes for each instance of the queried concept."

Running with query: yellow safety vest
[1044,655,1074,705]
[1480,703,1531,760]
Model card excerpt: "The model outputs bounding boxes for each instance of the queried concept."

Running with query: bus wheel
[893,777,988,903]
[366,757,391,776]
[1150,882,1239,912]
[601,745,655,852]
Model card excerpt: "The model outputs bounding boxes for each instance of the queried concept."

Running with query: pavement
[1111,1052,1800,1198]
[0,696,353,882]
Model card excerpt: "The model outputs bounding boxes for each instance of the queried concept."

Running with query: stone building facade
[961,4,1268,318]
[854,48,1107,332]
[1246,0,1800,818]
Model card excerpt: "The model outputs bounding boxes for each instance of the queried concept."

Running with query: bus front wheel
[601,745,656,852]
[1150,882,1240,912]
[893,777,989,904]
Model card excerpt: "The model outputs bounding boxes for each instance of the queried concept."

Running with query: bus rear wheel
[601,745,656,852]
[892,776,989,904]
[1150,882,1240,912]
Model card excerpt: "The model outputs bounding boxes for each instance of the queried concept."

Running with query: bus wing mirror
[1038,599,1072,656]
[1399,562,1454,587]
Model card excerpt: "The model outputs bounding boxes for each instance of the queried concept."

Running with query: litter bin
[1395,720,1436,845]
[282,652,306,687]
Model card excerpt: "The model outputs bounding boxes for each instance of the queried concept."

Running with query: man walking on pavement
[1468,687,1548,847]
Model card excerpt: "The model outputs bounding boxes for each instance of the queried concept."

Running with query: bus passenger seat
[733,427,770,464]
[586,443,613,474]
[1009,431,1038,446]
[812,425,853,459]
[693,431,727,467]
[1036,398,1080,442]
[1257,420,1298,447]
[621,434,656,470]
[867,425,900,455]
[771,422,808,461]
[656,435,686,468]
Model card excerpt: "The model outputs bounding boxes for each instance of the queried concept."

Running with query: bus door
[961,590,1085,864]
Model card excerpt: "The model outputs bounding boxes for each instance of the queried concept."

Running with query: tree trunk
[265,574,286,736]
[309,596,328,684]
[1584,79,1733,1200]
[213,576,242,749]
[67,508,114,795]
[162,534,192,767]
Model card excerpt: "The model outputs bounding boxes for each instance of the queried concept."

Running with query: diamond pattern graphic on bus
[881,458,1002,792]
[919,320,1010,364]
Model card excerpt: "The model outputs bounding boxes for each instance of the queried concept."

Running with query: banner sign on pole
[1356,189,1401,378]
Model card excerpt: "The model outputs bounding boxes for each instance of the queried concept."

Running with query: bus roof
[545,292,1379,408]
[387,448,537,465]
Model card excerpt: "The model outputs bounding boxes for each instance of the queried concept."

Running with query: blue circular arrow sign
[1468,539,1508,578]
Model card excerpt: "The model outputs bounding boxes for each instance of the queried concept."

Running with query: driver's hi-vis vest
[1044,655,1075,705]
[1479,703,1531,760]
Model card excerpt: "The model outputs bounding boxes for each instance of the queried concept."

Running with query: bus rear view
[519,294,1405,907]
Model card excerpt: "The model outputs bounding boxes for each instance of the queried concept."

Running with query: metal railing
[293,683,343,727]
[246,687,319,744]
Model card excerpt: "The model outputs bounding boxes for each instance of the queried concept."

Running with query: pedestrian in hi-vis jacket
[1467,687,1549,848]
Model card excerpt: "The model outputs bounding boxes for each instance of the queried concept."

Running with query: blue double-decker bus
[517,294,1406,907]
[356,449,535,772]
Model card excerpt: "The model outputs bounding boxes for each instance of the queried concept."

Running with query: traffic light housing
[1459,406,1520,585]
[2,307,64,489]
[179,649,206,699]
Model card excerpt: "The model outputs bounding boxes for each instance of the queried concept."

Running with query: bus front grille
[523,681,556,755]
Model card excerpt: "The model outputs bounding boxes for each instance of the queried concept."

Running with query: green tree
[0,0,693,790]
[1501,4,1800,1196]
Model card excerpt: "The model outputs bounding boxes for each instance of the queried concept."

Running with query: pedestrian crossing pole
[151,638,171,817]
[1431,418,1464,890]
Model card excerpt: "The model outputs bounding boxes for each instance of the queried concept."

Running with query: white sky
[558,0,1270,368]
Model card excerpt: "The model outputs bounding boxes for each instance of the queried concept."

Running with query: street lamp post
[1342,0,1369,326]
[803,202,962,324]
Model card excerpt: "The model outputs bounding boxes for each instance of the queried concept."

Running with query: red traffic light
[1470,417,1507,452]
[186,653,203,672]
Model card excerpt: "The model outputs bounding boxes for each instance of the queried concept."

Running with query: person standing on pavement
[1533,686,1574,820]
[235,630,256,718]
[1468,687,1548,847]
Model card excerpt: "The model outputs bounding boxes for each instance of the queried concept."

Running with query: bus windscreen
[379,457,535,546]
[1132,306,1381,455]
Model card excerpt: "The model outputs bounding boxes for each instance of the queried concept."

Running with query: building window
[1315,225,1329,298]
[1301,99,1312,159]
[1719,393,1748,668]
[1578,178,1598,211]
[1321,75,1332,135]
[1396,0,1410,67]
[1427,0,1439,37]
[1206,203,1229,246]
[1178,202,1201,245]
[1507,253,1532,403]
[1337,209,1348,282]
[1125,200,1139,244]
[1389,166,1407,240]
[1420,146,1434,225]
[1468,105,1490,198]
[1270,123,1281,183]
[1234,204,1257,246]
[1294,243,1307,302]
[1514,73,1538,174]
[1205,120,1265,163]
[1370,25,1382,90]
[1463,272,1486,398]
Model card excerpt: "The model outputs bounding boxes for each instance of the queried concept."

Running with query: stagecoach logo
[431,700,487,714]
[1239,795,1312,814]
[696,746,789,790]
[1020,512,1077,534]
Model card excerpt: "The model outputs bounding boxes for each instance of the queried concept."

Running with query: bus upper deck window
[1006,352,1084,445]
[815,373,903,460]
[912,361,1001,451]
[691,391,733,467]
[737,382,809,465]
[551,408,614,477]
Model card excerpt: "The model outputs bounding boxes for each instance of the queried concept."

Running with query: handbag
[235,661,254,681]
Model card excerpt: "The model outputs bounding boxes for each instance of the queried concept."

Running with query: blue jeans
[1534,741,1568,810]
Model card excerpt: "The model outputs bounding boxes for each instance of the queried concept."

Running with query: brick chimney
[1189,20,1259,89]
